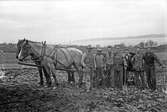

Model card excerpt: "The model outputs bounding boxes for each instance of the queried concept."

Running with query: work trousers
[105,64,114,88]
[134,70,146,89]
[145,65,156,90]
[114,65,123,89]
[94,67,104,88]
[123,67,128,86]
[84,67,94,91]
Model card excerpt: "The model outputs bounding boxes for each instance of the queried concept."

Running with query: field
[0,52,17,64]
[0,52,33,69]
[0,51,167,112]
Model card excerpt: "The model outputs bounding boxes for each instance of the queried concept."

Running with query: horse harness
[32,42,74,71]
[31,41,46,66]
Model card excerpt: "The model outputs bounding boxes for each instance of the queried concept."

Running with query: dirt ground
[0,69,167,112]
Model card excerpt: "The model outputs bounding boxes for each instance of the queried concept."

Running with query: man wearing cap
[113,46,124,89]
[81,45,95,92]
[105,46,114,88]
[143,45,162,91]
[94,48,105,88]
[133,46,146,89]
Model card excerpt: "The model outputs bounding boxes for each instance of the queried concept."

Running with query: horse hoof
[70,81,75,86]
[44,85,52,88]
[38,82,44,86]
[44,85,48,88]
[53,87,57,90]
[86,89,91,92]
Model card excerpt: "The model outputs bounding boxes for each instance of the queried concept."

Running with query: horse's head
[16,39,26,59]
[17,40,32,61]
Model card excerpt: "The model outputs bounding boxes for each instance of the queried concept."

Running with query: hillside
[75,34,166,42]
[72,34,166,46]
[151,44,167,53]
[0,40,166,53]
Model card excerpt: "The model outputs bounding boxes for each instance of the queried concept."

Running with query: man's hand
[83,64,86,68]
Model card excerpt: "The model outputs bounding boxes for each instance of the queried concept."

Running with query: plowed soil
[0,69,167,112]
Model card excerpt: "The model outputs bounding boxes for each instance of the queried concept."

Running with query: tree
[145,40,158,47]
[114,43,126,49]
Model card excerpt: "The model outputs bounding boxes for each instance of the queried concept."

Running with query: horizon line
[73,33,166,43]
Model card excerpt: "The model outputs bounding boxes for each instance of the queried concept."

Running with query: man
[143,45,162,91]
[122,48,129,87]
[113,46,124,89]
[81,45,95,92]
[105,46,114,88]
[94,48,105,88]
[133,46,146,89]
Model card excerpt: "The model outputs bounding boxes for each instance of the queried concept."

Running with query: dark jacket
[143,51,161,66]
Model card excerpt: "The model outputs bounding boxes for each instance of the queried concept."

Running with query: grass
[0,52,33,70]
[0,52,17,64]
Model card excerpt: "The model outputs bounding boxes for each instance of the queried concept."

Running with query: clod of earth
[0,69,167,112]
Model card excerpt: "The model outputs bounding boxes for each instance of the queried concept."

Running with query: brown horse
[16,39,51,87]
[17,39,83,88]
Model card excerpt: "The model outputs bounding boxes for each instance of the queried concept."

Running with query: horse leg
[43,66,52,87]
[66,64,75,84]
[37,67,44,86]
[71,71,75,83]
[50,63,59,89]
[73,63,82,87]
[67,71,75,85]
[67,71,72,83]
[78,69,84,87]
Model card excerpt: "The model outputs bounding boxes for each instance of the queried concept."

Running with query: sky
[0,0,166,45]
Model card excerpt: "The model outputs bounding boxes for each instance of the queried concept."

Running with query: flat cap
[107,45,112,48]
[97,48,102,51]
[87,45,93,49]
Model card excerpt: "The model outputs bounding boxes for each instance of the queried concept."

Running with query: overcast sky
[0,0,166,44]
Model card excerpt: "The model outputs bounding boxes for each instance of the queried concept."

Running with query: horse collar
[30,42,46,62]
[40,41,46,60]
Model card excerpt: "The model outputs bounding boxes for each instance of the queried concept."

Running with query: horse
[16,39,51,87]
[17,39,84,88]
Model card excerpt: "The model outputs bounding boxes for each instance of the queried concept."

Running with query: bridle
[19,40,47,66]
